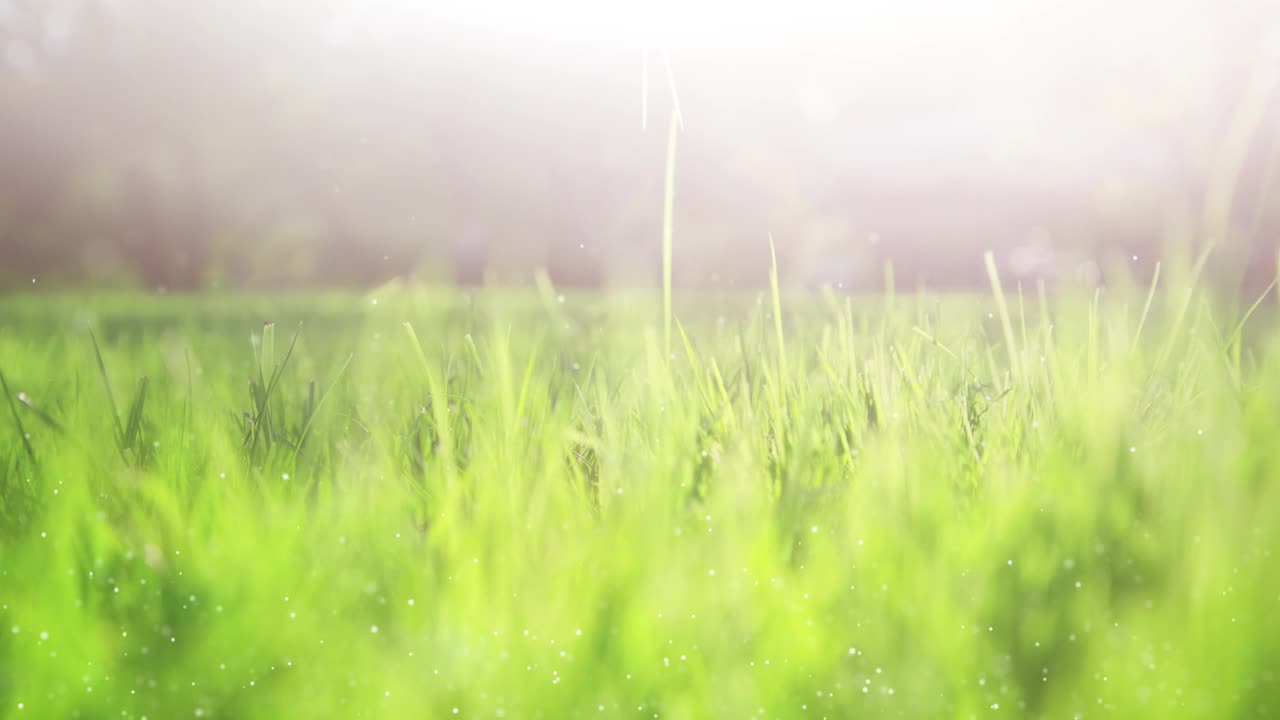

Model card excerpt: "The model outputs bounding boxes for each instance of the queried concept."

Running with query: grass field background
[2,256,1279,718]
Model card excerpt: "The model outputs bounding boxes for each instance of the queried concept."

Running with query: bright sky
[322,0,1269,135]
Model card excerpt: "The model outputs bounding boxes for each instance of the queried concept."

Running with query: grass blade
[769,233,789,397]
[292,353,353,464]
[662,108,678,359]
[0,369,35,461]
[1132,261,1162,351]
[983,251,1020,382]
[89,328,125,445]
[247,323,301,453]
[16,392,65,434]
[122,376,150,458]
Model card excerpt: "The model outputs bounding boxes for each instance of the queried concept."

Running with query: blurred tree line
[1,1,1277,291]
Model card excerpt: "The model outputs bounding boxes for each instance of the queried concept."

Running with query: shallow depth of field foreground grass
[1,263,1279,719]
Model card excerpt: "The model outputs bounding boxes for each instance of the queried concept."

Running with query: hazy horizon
[2,0,1278,290]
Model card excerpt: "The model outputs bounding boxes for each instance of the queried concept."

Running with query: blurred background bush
[1,1,1278,291]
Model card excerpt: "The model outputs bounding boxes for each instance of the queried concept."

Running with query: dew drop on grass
[370,626,379,634]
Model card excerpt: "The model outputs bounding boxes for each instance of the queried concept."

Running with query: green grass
[1,271,1278,719]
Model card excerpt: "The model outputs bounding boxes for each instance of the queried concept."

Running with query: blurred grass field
[1,257,1279,719]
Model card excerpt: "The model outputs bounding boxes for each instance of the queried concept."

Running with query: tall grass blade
[246,323,301,453]
[292,353,353,464]
[662,109,679,359]
[16,392,65,434]
[1132,262,1162,351]
[122,376,149,457]
[983,251,1021,381]
[0,369,35,461]
[769,233,788,382]
[89,328,125,445]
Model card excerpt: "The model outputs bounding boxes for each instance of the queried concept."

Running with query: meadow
[1,252,1279,719]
